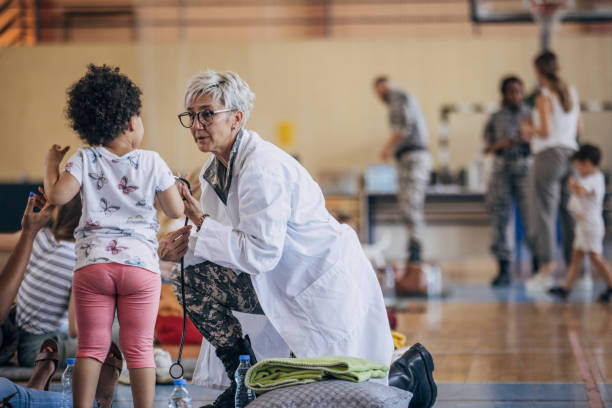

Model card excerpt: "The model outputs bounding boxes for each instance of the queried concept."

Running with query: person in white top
[520,51,581,291]
[44,64,184,408]
[548,144,612,302]
[157,70,437,408]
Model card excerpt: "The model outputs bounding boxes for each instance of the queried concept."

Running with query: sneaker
[525,273,554,292]
[548,286,569,301]
[118,359,130,385]
[597,287,612,303]
[154,348,174,384]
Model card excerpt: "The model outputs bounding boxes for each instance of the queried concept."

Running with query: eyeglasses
[177,109,234,128]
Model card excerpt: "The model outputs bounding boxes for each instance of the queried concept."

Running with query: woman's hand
[45,144,70,167]
[158,225,192,262]
[21,187,54,237]
[177,180,203,224]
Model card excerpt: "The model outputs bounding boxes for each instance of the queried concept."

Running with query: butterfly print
[100,198,120,216]
[85,219,100,229]
[79,242,94,257]
[88,172,108,190]
[125,257,144,267]
[112,155,139,169]
[126,215,147,224]
[136,199,153,210]
[118,229,134,237]
[87,150,101,164]
[106,239,127,255]
[65,162,74,172]
[118,176,139,195]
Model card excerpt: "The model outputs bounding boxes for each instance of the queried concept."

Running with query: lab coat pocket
[294,265,367,343]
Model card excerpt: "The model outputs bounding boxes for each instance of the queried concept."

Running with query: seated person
[0,190,80,368]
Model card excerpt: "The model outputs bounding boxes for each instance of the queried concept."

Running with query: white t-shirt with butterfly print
[64,146,175,274]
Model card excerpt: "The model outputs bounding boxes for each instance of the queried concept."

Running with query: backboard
[470,0,612,23]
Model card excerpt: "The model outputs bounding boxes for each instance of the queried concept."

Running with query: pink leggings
[73,263,161,369]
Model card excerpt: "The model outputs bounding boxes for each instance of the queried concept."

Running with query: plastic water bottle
[168,378,193,408]
[383,266,396,296]
[235,355,256,407]
[62,358,75,408]
[426,264,443,296]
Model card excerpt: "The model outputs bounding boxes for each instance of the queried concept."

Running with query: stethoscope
[169,176,191,380]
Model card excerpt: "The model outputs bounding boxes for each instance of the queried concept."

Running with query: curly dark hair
[66,64,142,145]
[572,143,602,166]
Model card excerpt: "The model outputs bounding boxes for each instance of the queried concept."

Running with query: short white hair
[184,70,255,128]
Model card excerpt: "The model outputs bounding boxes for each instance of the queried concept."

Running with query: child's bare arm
[156,184,185,219]
[44,145,80,205]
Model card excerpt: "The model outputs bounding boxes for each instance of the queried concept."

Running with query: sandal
[95,341,123,408]
[26,338,59,391]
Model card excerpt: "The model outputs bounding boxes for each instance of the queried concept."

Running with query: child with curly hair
[44,64,184,408]
[548,143,612,302]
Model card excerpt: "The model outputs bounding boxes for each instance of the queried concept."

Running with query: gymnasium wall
[1,34,611,182]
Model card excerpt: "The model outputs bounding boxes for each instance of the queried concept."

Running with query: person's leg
[532,148,566,274]
[72,265,117,408]
[558,154,576,268]
[487,159,513,285]
[590,253,612,288]
[514,157,533,251]
[17,330,60,367]
[0,377,65,408]
[173,261,263,408]
[396,151,430,264]
[173,262,263,350]
[561,249,585,289]
[115,265,161,408]
[526,159,541,274]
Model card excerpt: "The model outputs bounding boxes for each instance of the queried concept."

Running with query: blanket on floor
[245,356,388,393]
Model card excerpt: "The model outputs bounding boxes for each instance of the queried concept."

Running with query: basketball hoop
[523,0,574,50]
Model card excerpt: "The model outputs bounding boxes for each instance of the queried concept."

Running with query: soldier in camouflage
[483,76,532,286]
[374,76,431,265]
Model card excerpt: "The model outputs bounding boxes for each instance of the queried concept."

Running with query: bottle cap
[239,355,251,361]
[173,378,187,385]
[66,358,75,365]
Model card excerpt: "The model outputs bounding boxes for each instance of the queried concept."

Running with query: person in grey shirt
[483,76,532,286]
[374,76,431,264]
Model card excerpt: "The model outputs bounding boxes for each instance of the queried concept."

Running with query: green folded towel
[245,356,389,393]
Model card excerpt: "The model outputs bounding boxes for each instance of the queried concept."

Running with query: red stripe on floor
[567,329,604,408]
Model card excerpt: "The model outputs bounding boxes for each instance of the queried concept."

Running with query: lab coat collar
[201,129,244,205]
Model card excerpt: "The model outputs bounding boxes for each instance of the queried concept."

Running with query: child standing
[548,143,612,302]
[44,64,184,408]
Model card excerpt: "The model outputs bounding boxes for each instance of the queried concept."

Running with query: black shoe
[491,260,510,287]
[597,287,612,303]
[200,383,236,408]
[548,286,569,301]
[408,241,422,264]
[532,256,540,275]
[388,343,437,408]
[200,335,257,408]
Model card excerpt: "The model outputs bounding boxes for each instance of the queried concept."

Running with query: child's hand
[45,145,70,167]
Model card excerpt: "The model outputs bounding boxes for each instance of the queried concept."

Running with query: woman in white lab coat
[158,70,435,408]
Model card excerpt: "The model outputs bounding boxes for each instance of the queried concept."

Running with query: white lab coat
[187,130,393,372]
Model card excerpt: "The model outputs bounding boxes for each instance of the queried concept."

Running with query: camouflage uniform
[484,104,532,262]
[396,150,431,261]
[172,261,263,349]
[387,89,431,262]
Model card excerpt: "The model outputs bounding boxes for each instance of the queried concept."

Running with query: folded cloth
[245,356,388,393]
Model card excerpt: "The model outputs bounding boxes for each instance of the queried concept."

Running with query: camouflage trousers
[486,156,531,261]
[172,261,264,349]
[396,150,431,259]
